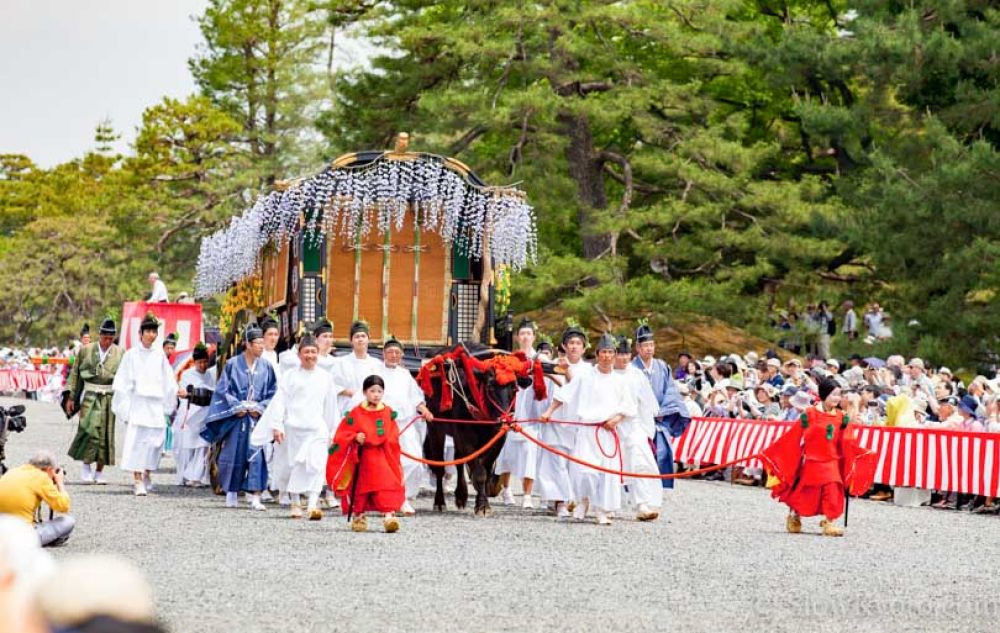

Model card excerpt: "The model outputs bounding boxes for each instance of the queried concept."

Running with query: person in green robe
[65,317,123,484]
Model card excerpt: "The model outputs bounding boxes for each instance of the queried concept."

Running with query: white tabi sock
[225,492,238,507]
[307,492,319,511]
[290,493,301,506]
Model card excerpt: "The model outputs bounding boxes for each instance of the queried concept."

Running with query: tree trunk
[559,112,611,260]
[263,0,281,161]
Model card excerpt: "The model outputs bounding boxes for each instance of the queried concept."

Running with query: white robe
[378,364,428,499]
[113,344,177,473]
[261,349,280,379]
[534,362,590,504]
[271,347,336,493]
[617,365,663,509]
[497,349,540,481]
[149,279,168,302]
[331,353,382,415]
[172,366,216,484]
[276,347,338,373]
[278,346,300,373]
[556,367,636,512]
[253,366,340,495]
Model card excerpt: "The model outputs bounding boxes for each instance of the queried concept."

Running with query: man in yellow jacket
[0,450,74,546]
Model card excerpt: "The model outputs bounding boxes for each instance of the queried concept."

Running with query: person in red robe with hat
[761,378,876,537]
[326,374,405,533]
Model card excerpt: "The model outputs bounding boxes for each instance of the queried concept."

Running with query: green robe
[66,342,123,465]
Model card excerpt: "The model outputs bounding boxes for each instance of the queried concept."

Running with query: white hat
[785,358,802,367]
[766,357,781,369]
[826,358,840,369]
[908,357,924,369]
[744,351,759,365]
[938,367,952,376]
[843,366,865,385]
[702,355,716,367]
[790,391,813,410]
[755,383,777,398]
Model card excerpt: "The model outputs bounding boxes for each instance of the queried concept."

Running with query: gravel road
[3,396,997,633]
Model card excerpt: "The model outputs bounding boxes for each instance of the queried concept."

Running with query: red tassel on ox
[531,358,547,401]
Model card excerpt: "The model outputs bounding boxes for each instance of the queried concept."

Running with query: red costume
[761,406,876,520]
[326,402,405,514]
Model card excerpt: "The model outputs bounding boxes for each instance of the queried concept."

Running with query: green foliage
[190,0,334,174]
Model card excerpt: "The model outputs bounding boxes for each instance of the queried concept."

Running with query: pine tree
[189,0,332,178]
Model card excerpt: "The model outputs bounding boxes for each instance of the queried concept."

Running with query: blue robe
[632,356,691,489]
[201,354,277,493]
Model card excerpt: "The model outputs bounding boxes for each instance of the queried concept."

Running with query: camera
[2,405,27,433]
[7,415,27,433]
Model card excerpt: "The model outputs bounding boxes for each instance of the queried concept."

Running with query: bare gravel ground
[4,395,998,633]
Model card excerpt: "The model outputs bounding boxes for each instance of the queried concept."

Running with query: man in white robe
[497,318,541,509]
[260,317,281,376]
[147,272,168,302]
[534,326,590,519]
[173,343,216,487]
[377,337,433,516]
[542,332,636,525]
[278,320,337,374]
[613,337,662,521]
[331,321,382,415]
[258,317,282,503]
[253,335,340,520]
[278,320,341,509]
[112,313,178,496]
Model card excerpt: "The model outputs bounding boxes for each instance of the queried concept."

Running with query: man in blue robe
[631,324,691,489]
[201,325,277,510]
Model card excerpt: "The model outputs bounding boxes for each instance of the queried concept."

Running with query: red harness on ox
[416,347,547,418]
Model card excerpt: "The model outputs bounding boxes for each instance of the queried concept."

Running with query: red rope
[396,414,763,477]
[511,423,758,479]
[398,424,509,467]
[592,425,624,483]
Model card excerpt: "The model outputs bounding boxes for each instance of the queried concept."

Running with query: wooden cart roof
[195,135,536,297]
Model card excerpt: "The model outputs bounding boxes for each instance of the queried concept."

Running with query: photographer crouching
[0,450,74,546]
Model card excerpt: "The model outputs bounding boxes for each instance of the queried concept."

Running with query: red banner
[120,302,204,353]
[675,417,1000,497]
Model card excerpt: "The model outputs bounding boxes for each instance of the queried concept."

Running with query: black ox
[420,343,542,517]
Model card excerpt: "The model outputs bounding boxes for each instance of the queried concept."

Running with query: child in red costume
[326,374,405,533]
[761,378,876,537]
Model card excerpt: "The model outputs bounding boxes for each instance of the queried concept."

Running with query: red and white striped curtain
[675,417,1000,497]
[0,369,49,392]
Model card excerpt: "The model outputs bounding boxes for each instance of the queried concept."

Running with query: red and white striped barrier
[0,369,49,392]
[675,417,1000,497]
